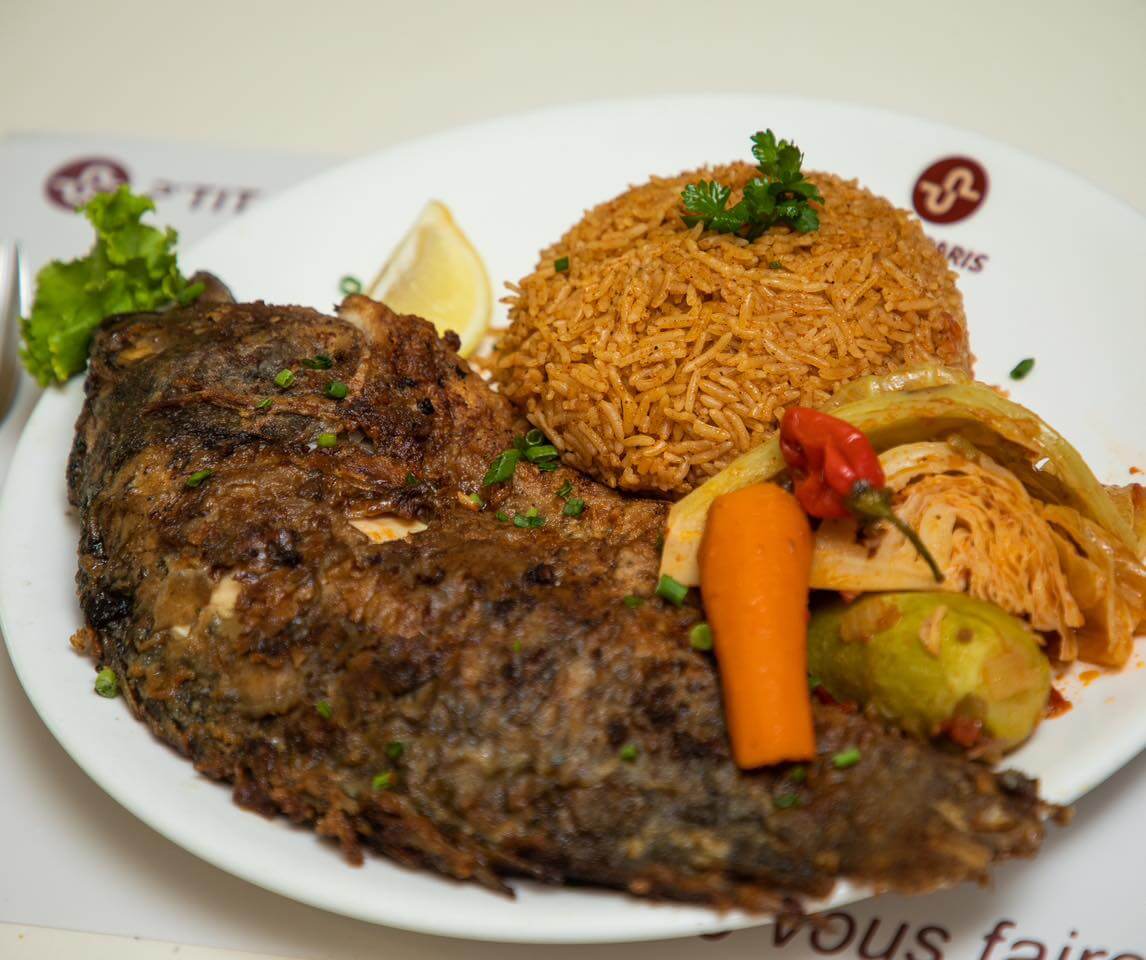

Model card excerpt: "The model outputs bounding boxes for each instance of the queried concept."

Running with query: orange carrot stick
[698,482,816,768]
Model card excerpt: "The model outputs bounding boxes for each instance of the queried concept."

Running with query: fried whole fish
[68,297,1053,911]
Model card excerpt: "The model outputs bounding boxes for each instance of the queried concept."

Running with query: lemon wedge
[367,200,492,357]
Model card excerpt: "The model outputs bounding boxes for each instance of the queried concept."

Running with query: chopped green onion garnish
[300,354,334,370]
[689,622,714,651]
[94,667,118,698]
[483,449,521,486]
[622,595,645,609]
[255,397,273,411]
[404,472,420,487]
[316,432,338,449]
[618,744,638,763]
[274,369,295,388]
[537,460,559,472]
[832,747,862,769]
[525,428,545,446]
[339,275,363,296]
[326,380,349,399]
[513,507,545,529]
[808,673,822,690]
[789,765,807,784]
[774,793,801,809]
[554,256,570,273]
[524,444,559,463]
[315,700,333,719]
[769,261,783,270]
[385,741,405,760]
[562,497,585,517]
[556,480,574,499]
[495,511,510,522]
[467,493,484,509]
[655,574,688,606]
[372,771,392,791]
[185,469,214,488]
[1010,357,1035,380]
[512,639,523,654]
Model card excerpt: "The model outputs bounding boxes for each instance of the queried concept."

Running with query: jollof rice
[492,164,970,494]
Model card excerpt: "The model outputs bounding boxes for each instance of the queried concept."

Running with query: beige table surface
[1,1,1145,958]
[2,0,1145,213]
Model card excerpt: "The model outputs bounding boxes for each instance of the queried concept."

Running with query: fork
[0,243,25,420]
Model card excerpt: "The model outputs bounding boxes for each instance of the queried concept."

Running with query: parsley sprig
[681,130,823,239]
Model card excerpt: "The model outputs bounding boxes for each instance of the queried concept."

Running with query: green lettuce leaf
[19,186,203,385]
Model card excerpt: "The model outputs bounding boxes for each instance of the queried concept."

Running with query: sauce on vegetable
[1045,687,1072,718]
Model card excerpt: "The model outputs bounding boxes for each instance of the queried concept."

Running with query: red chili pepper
[779,407,943,582]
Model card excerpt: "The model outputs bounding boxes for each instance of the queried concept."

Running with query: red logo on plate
[912,156,988,224]
[45,157,131,211]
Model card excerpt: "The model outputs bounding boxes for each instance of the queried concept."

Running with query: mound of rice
[492,163,970,495]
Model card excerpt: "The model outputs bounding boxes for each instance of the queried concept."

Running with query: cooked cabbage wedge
[809,442,1084,635]
[662,366,1146,666]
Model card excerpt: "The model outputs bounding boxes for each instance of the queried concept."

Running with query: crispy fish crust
[68,297,1052,911]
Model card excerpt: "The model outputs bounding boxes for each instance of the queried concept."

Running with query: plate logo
[912,156,988,224]
[45,157,131,211]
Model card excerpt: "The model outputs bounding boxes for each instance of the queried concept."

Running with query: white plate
[1,95,1144,944]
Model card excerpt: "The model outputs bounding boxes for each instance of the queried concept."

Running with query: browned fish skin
[68,297,1051,911]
